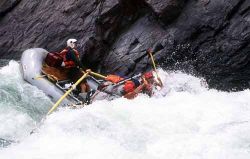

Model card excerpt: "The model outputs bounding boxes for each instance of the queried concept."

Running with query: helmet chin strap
[69,43,76,49]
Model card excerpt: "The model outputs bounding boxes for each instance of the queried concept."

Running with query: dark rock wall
[0,0,249,91]
[165,0,250,90]
[0,0,21,18]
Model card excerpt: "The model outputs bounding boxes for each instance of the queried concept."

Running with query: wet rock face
[0,0,249,91]
[0,0,21,18]
[145,0,185,23]
[102,15,167,75]
[168,0,250,91]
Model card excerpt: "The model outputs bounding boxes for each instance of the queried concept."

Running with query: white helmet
[67,39,77,48]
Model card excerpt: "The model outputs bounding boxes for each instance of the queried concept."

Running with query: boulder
[145,0,185,23]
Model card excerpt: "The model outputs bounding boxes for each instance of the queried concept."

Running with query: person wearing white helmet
[59,38,88,94]
[59,38,83,68]
[67,39,77,49]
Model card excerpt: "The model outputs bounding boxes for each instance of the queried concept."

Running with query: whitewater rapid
[1,60,250,159]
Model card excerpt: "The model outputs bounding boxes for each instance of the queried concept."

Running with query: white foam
[0,61,51,140]
[1,62,250,159]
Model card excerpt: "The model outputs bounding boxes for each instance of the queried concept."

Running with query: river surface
[1,60,250,159]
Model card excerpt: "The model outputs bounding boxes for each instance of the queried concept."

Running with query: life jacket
[143,71,154,79]
[104,75,139,96]
[44,52,63,67]
[142,71,154,96]
[123,80,135,94]
[59,48,80,68]
[102,80,135,96]
[105,75,124,83]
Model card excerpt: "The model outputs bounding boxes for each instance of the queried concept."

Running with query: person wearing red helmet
[106,76,141,99]
[90,71,163,102]
[141,71,163,97]
[122,79,142,99]
[92,74,143,100]
[105,71,162,98]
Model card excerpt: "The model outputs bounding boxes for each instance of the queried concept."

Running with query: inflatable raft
[20,48,101,106]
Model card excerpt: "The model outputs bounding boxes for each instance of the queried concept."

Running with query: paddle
[89,71,141,87]
[47,71,90,115]
[147,43,164,85]
[84,69,141,87]
[112,73,142,87]
[89,71,107,79]
[88,71,142,101]
[30,71,90,134]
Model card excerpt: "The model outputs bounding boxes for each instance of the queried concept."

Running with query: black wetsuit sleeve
[66,48,86,69]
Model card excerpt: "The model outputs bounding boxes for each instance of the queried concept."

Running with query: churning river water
[1,60,250,159]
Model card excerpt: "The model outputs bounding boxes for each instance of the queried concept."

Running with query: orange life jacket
[105,75,137,95]
[105,75,124,83]
[59,48,80,68]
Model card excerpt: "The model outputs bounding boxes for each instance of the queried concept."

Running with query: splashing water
[0,61,52,142]
[1,60,250,159]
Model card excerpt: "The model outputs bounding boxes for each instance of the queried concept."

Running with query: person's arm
[67,48,85,69]
[58,49,67,56]
[123,91,137,99]
[141,77,154,97]
[58,49,67,67]
[123,83,145,99]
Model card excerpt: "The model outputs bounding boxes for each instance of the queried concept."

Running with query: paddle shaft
[112,73,142,87]
[148,50,162,84]
[47,72,89,115]
[89,71,106,79]
[148,51,157,72]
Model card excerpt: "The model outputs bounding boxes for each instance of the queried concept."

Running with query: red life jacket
[59,48,80,68]
[143,71,154,79]
[123,81,135,94]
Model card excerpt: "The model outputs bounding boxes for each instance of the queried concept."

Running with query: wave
[1,61,250,159]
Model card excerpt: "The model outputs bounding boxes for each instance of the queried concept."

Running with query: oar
[80,69,106,79]
[47,72,90,115]
[88,70,141,86]
[147,43,164,84]
[113,73,142,87]
[148,49,157,72]
[30,72,89,134]
[89,71,107,79]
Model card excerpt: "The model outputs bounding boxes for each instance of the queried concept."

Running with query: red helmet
[123,81,135,93]
[143,71,153,79]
